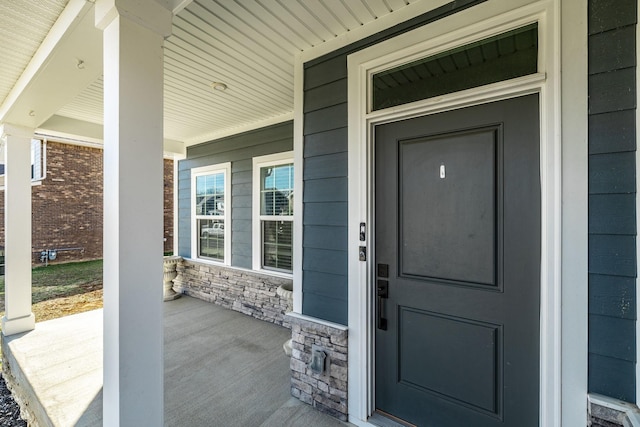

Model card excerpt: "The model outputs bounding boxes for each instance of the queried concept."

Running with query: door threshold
[369,411,416,427]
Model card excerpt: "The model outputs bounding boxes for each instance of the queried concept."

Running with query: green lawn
[0,260,103,305]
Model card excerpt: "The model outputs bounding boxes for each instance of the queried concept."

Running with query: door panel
[399,308,500,413]
[399,127,498,286]
[375,95,540,427]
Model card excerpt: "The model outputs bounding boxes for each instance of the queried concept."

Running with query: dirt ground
[31,289,103,323]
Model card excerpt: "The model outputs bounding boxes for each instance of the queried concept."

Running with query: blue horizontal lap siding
[177,122,293,269]
[588,0,637,403]
[301,0,487,326]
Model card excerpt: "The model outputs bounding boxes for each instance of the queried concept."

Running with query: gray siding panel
[304,104,349,135]
[188,123,293,158]
[232,182,252,197]
[303,178,348,202]
[589,274,636,319]
[304,55,347,90]
[303,293,347,326]
[233,195,252,209]
[589,234,636,277]
[589,194,636,235]
[588,4,637,404]
[304,79,348,113]
[232,219,251,232]
[177,121,293,268]
[233,207,251,221]
[233,255,252,268]
[589,353,636,402]
[233,229,251,246]
[589,110,635,154]
[304,153,348,180]
[303,270,348,297]
[588,152,636,194]
[588,1,637,401]
[303,248,348,275]
[588,68,636,115]
[304,127,348,157]
[589,314,636,360]
[588,26,636,74]
[304,225,348,251]
[589,0,637,34]
[303,202,348,226]
[233,170,252,184]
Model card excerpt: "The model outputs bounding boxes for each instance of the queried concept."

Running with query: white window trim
[293,55,304,313]
[252,151,294,277]
[0,138,46,189]
[345,1,583,426]
[190,162,231,265]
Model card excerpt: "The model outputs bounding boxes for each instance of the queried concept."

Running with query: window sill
[190,257,228,267]
[253,268,293,280]
[184,258,292,280]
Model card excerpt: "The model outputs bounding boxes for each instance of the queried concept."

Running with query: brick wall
[172,259,293,326]
[163,158,174,254]
[0,140,174,265]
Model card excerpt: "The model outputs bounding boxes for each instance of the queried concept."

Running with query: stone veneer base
[286,313,348,421]
[173,259,293,327]
[589,394,640,427]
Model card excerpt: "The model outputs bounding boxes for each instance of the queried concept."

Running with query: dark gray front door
[374,95,540,427]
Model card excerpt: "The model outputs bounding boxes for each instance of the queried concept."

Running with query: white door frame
[346,1,582,426]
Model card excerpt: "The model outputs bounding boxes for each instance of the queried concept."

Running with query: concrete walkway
[2,296,352,426]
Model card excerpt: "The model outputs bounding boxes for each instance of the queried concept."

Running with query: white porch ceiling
[1,0,441,148]
[0,0,69,108]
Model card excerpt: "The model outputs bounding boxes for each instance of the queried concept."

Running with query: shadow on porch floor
[1,296,352,426]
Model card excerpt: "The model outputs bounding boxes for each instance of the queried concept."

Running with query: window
[253,152,294,274]
[0,138,45,187]
[191,163,231,263]
[372,23,538,111]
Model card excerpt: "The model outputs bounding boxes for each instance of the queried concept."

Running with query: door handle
[377,280,388,330]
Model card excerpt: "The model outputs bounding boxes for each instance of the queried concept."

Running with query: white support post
[1,124,36,336]
[95,1,172,425]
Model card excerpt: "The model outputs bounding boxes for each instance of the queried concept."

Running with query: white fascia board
[38,115,186,158]
[163,139,186,158]
[37,115,104,142]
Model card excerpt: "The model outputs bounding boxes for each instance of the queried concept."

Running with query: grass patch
[0,260,103,305]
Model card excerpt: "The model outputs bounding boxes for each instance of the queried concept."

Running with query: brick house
[0,139,175,265]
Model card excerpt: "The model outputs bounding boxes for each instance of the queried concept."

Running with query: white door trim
[346,1,576,426]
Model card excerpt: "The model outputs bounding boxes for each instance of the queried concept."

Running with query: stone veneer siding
[173,258,293,326]
[589,395,640,427]
[287,313,348,421]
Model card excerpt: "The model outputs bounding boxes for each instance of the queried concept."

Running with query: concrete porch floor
[1,296,352,426]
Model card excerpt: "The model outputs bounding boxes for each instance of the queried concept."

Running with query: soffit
[58,0,425,146]
[0,0,69,109]
[12,0,431,146]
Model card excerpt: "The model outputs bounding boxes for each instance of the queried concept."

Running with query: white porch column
[95,1,172,425]
[0,124,36,336]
